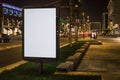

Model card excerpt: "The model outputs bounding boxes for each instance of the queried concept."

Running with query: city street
[1,36,120,80]
[0,42,22,68]
[77,36,120,80]
[1,0,120,80]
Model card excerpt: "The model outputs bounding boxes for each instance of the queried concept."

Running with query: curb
[0,60,27,74]
[54,71,101,76]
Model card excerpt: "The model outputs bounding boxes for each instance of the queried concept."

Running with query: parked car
[0,34,11,43]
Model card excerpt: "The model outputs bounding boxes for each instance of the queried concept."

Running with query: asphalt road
[0,42,22,68]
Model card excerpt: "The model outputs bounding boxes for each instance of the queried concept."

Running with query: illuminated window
[3,8,8,15]
[8,9,13,15]
[14,10,18,16]
[18,11,22,17]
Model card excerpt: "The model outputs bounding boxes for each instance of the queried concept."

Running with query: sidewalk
[76,37,120,80]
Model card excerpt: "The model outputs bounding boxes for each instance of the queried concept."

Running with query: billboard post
[23,7,59,74]
[39,61,43,74]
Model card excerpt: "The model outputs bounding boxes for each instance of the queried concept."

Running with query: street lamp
[75,4,78,8]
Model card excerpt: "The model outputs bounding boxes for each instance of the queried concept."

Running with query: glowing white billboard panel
[24,8,56,58]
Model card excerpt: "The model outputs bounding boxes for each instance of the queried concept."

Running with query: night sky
[1,0,109,22]
[83,0,109,21]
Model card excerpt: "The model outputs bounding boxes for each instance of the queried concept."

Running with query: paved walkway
[77,37,120,80]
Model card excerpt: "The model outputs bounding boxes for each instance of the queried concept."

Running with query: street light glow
[75,4,78,8]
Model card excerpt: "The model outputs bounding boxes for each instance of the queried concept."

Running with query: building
[102,12,108,31]
[107,0,120,35]
[108,0,120,24]
[102,12,108,34]
[90,22,101,33]
[0,3,22,35]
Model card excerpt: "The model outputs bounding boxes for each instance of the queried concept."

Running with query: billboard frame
[22,6,59,63]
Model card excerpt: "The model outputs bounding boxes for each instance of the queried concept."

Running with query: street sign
[23,7,59,62]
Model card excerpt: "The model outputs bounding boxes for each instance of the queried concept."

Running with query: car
[0,34,11,43]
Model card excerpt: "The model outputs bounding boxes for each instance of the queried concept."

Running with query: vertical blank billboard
[23,8,58,60]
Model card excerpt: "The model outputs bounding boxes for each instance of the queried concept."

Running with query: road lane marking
[0,44,22,50]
